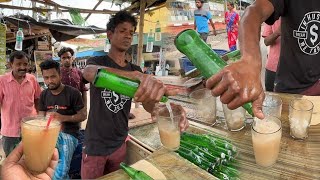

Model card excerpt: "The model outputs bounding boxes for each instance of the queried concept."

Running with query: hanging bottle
[104,37,111,52]
[146,29,154,53]
[120,162,154,180]
[174,29,253,117]
[15,28,24,51]
[155,20,161,41]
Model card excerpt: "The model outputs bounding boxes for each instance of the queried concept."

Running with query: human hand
[173,103,189,132]
[134,73,178,103]
[205,59,265,119]
[1,143,59,180]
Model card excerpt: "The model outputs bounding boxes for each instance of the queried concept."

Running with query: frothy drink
[159,124,180,150]
[252,118,282,167]
[22,118,60,174]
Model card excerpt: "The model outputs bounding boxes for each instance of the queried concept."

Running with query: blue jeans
[2,136,21,157]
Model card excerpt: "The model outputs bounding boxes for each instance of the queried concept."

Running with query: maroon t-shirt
[60,67,88,92]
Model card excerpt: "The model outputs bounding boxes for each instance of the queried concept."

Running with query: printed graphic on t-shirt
[293,11,320,55]
[47,105,67,110]
[101,89,130,113]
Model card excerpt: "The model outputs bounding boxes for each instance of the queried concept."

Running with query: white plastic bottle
[104,37,111,52]
[155,21,161,41]
[146,29,154,53]
[15,28,24,51]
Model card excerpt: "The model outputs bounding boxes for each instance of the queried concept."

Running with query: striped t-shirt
[194,9,212,33]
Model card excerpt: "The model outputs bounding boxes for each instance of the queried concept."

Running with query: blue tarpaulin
[53,50,106,61]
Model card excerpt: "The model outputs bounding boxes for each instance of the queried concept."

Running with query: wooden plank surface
[128,107,153,129]
[101,148,216,180]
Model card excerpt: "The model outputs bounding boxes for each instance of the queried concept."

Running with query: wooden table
[101,148,216,180]
[104,92,320,179]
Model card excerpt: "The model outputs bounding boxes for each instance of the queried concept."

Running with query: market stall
[102,92,320,179]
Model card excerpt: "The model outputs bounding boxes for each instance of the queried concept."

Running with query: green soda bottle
[120,162,154,180]
[174,29,253,117]
[94,69,168,102]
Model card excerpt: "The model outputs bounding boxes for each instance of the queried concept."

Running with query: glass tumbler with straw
[21,115,60,174]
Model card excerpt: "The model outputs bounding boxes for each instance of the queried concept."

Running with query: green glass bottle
[94,69,168,102]
[120,162,154,180]
[221,50,241,62]
[174,29,253,117]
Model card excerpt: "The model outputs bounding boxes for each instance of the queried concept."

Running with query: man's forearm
[82,91,87,109]
[264,32,280,46]
[34,99,40,113]
[209,20,216,31]
[239,1,274,66]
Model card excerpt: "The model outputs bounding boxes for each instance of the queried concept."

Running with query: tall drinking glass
[189,88,216,125]
[155,104,182,151]
[252,116,282,167]
[22,115,60,174]
[289,99,313,140]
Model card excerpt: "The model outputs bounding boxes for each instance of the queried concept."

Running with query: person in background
[58,47,88,110]
[225,1,240,51]
[194,0,217,42]
[262,18,281,91]
[81,10,189,179]
[0,51,41,157]
[38,60,87,179]
[1,143,59,180]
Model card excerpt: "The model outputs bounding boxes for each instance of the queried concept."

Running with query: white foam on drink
[254,119,280,134]
[24,119,59,130]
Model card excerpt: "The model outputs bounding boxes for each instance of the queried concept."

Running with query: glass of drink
[21,115,61,174]
[189,88,216,125]
[222,104,246,131]
[262,93,282,118]
[289,99,313,140]
[251,116,282,167]
[155,104,182,151]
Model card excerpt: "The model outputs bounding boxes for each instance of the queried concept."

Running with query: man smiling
[0,51,41,156]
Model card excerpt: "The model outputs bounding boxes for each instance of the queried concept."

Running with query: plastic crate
[213,49,228,56]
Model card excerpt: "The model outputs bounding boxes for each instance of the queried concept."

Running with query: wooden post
[137,0,146,67]
[32,2,37,19]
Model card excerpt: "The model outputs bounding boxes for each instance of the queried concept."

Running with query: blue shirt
[194,9,212,33]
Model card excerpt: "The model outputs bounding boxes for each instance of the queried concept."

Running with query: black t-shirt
[39,85,84,138]
[84,55,141,156]
[266,0,320,93]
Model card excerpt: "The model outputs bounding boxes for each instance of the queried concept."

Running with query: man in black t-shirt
[205,0,320,119]
[81,11,189,179]
[38,60,87,138]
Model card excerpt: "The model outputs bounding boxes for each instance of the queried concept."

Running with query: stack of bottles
[177,132,239,179]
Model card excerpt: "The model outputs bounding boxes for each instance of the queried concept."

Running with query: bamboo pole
[84,0,103,21]
[137,0,146,67]
[0,4,51,12]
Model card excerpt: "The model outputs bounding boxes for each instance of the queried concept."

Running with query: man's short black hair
[107,10,137,32]
[9,51,29,63]
[39,60,61,74]
[58,47,74,57]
